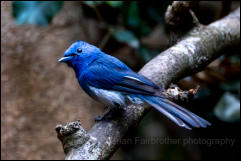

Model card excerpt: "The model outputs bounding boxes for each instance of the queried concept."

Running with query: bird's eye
[77,48,82,53]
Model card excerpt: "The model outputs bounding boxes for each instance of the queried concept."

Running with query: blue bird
[58,41,211,130]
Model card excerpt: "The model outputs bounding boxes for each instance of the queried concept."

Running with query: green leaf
[139,22,152,35]
[111,28,139,48]
[105,1,123,8]
[214,92,240,122]
[83,1,122,8]
[12,1,63,26]
[127,2,140,27]
[219,80,240,97]
[82,1,104,7]
[122,1,140,28]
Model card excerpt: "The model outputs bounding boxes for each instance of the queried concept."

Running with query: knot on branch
[56,120,90,154]
[165,1,199,28]
[166,83,200,102]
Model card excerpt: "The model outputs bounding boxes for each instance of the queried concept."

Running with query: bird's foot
[94,106,124,122]
[94,115,105,122]
[94,107,112,122]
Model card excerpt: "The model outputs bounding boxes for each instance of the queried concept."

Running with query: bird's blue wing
[82,55,162,96]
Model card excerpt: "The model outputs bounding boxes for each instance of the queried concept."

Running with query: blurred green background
[1,1,240,160]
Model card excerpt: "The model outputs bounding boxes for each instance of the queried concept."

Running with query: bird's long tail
[137,95,211,130]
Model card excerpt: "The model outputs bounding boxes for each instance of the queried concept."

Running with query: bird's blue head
[58,41,101,68]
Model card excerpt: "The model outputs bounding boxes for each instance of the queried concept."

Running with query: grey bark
[56,7,240,160]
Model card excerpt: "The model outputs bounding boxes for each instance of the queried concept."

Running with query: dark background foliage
[1,1,240,160]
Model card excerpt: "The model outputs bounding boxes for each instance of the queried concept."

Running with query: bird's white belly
[89,86,126,107]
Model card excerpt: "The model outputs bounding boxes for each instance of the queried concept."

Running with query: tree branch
[56,7,240,160]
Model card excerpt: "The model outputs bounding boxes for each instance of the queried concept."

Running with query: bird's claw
[94,106,112,122]
[94,115,106,122]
